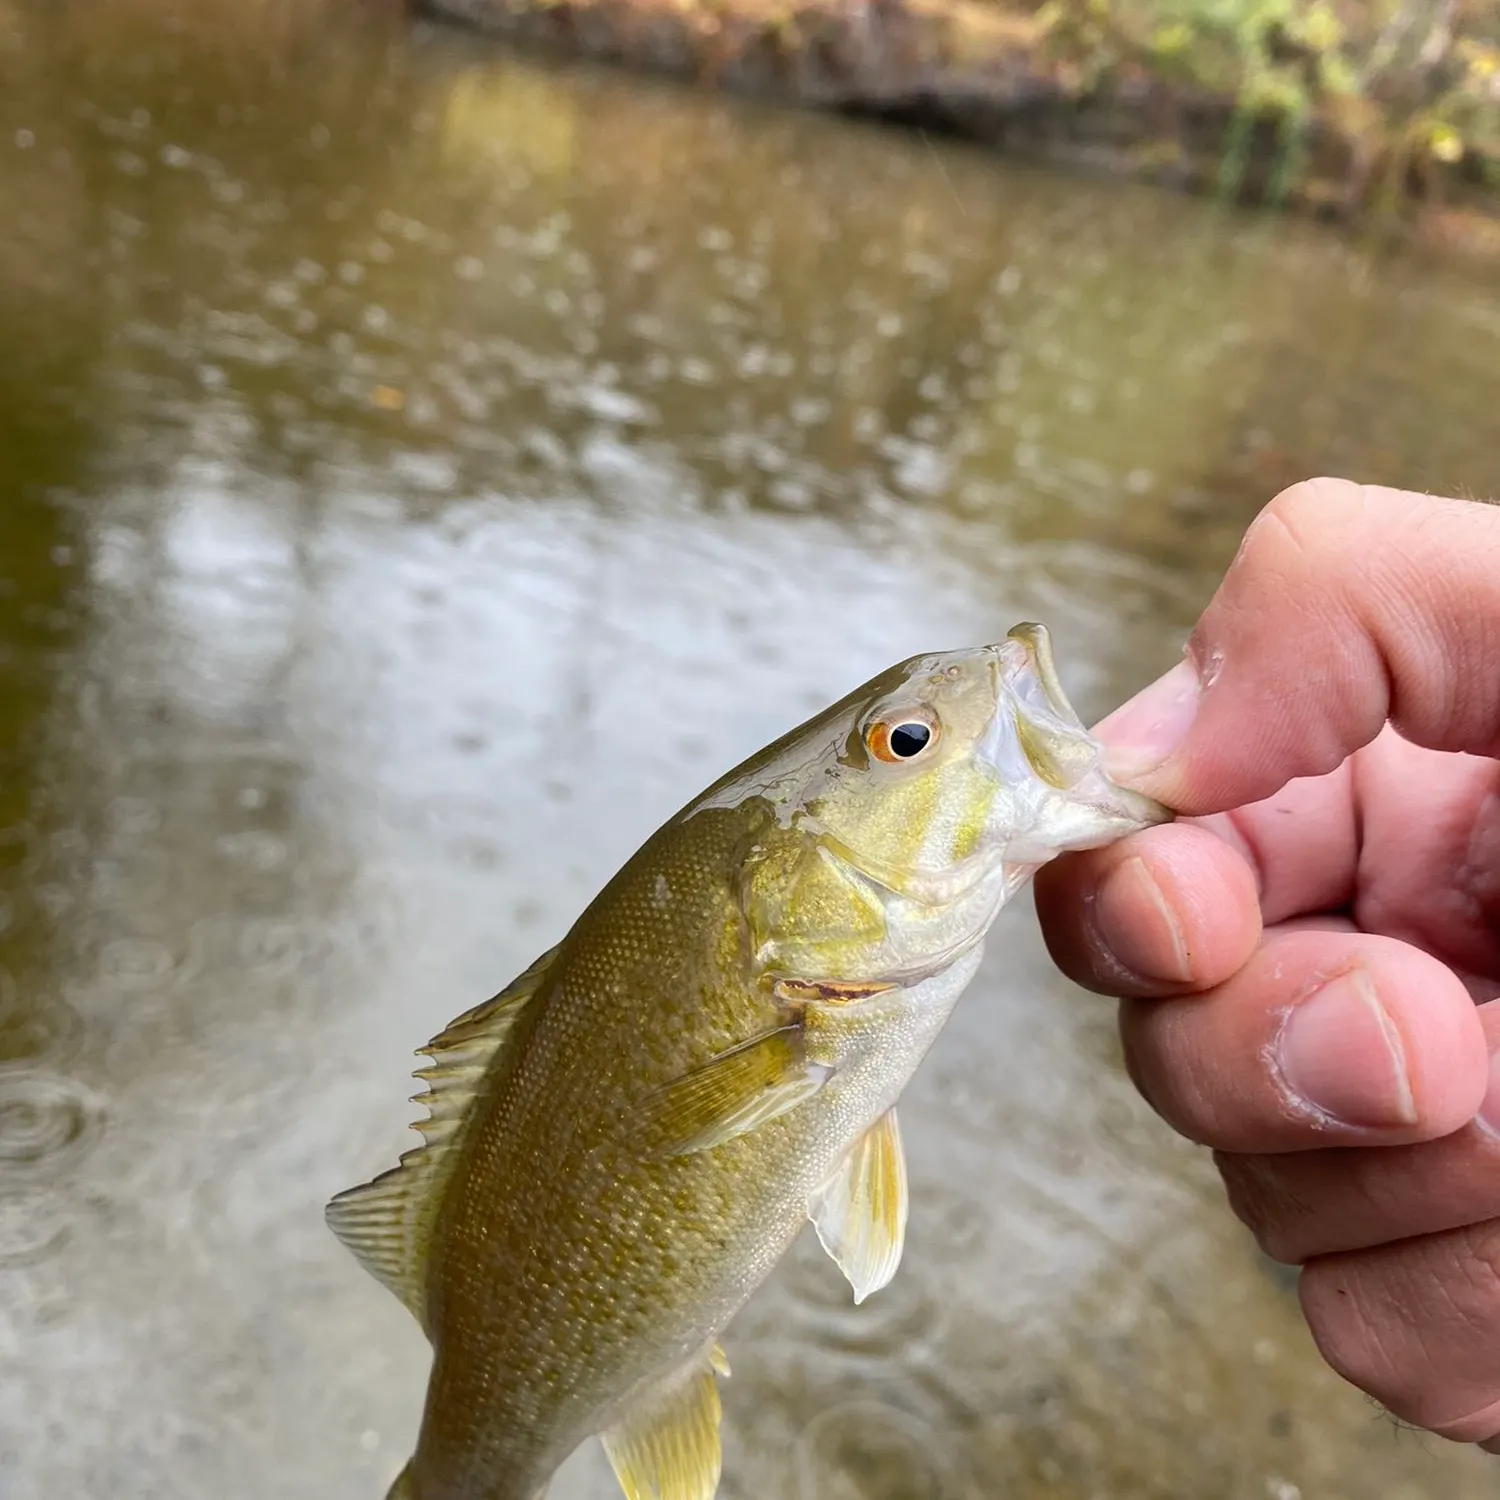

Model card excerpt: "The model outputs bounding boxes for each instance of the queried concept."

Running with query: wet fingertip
[1375,952,1491,1139]
[1095,657,1201,785]
[1151,824,1264,984]
[1299,945,1490,1141]
[1274,967,1418,1131]
[1421,1001,1493,1138]
[1034,837,1219,998]
[1033,869,1145,998]
[1095,855,1193,985]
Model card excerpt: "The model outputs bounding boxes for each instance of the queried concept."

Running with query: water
[1,1,1498,1496]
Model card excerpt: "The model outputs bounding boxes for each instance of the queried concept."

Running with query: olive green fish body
[415,807,981,1499]
[328,628,1171,1500]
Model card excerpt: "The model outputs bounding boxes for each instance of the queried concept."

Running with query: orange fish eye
[865,707,940,764]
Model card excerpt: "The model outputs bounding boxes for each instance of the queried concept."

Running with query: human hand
[1035,477,1500,1451]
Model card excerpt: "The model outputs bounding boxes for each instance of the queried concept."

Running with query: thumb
[1095,478,1500,816]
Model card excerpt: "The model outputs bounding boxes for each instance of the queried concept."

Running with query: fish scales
[328,626,1172,1500]
[425,805,951,1494]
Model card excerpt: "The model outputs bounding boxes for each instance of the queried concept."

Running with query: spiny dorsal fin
[324,944,559,1333]
[601,1341,729,1500]
[808,1106,908,1305]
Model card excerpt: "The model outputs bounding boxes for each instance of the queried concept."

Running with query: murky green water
[1,1,1498,1497]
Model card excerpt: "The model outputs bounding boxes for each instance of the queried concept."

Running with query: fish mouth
[990,622,1094,774]
[981,622,1173,843]
[1002,622,1080,724]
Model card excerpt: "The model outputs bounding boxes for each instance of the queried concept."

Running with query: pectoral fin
[635,1025,832,1158]
[808,1107,908,1304]
[601,1342,728,1500]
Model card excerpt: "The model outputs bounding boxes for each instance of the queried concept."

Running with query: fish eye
[865,707,940,764]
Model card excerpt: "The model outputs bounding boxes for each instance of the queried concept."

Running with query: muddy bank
[417,0,1500,243]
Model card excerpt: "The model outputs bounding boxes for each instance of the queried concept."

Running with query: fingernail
[1094,856,1191,984]
[1476,1044,1500,1142]
[1095,657,1201,783]
[1277,969,1417,1129]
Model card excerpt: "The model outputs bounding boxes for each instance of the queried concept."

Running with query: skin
[1032,477,1500,1454]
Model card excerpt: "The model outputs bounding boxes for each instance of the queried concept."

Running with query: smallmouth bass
[328,624,1171,1500]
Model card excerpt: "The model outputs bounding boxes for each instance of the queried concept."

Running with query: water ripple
[0,969,84,1069]
[909,1180,990,1266]
[791,1398,962,1500]
[0,1070,106,1176]
[0,1186,72,1266]
[778,1222,952,1366]
[98,934,179,991]
[237,916,331,983]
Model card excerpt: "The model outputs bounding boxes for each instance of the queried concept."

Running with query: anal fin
[808,1106,908,1305]
[601,1343,727,1500]
[324,944,558,1332]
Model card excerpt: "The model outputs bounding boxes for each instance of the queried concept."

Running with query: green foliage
[1033,0,1500,200]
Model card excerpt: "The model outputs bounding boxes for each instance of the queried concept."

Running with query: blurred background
[0,1,1497,1497]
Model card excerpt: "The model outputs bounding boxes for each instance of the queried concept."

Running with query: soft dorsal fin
[807,1107,908,1305]
[324,944,558,1333]
[601,1341,729,1500]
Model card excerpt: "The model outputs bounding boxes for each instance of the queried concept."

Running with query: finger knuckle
[1118,1005,1220,1146]
[1300,1229,1500,1435]
[1298,1257,1408,1409]
[1448,1224,1500,1328]
[1214,1153,1313,1264]
[1428,1403,1500,1447]
[1254,478,1362,569]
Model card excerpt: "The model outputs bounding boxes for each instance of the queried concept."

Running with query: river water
[1,2,1498,1497]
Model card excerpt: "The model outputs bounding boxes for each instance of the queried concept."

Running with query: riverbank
[418,0,1500,247]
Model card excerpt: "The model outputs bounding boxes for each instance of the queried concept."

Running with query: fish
[327,622,1172,1500]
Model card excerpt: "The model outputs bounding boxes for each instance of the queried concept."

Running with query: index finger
[1098,478,1500,815]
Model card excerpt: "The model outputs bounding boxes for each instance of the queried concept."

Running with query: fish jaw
[972,623,1173,866]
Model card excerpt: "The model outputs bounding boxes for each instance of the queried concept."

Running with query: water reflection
[0,1,1498,1497]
